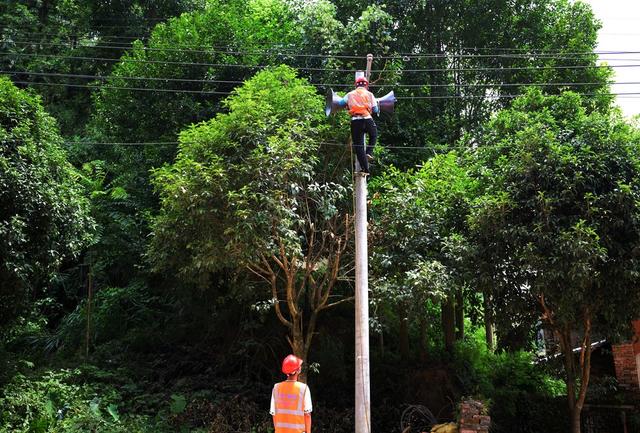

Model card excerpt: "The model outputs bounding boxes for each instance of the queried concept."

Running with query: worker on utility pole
[271,354,313,433]
[338,76,379,174]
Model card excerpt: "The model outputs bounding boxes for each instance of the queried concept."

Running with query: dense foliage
[1,0,639,432]
[151,65,352,361]
[0,77,93,330]
[471,89,640,432]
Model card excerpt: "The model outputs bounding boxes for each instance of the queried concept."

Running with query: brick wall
[612,320,640,395]
[612,343,639,390]
[458,399,490,433]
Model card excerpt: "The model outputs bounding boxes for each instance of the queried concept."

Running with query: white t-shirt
[269,381,313,415]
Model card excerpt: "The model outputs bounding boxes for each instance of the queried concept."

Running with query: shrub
[0,368,168,433]
[450,328,567,433]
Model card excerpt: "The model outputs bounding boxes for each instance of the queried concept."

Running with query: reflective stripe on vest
[275,422,306,429]
[347,88,375,117]
[273,381,306,433]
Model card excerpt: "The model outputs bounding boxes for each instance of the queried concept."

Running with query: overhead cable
[1,51,632,74]
[5,33,638,58]
[2,69,629,89]
[10,80,230,94]
[11,79,639,100]
[7,39,640,61]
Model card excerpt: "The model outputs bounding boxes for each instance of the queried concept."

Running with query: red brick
[612,342,639,389]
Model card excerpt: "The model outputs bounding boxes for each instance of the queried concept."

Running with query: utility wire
[5,32,639,58]
[1,70,245,85]
[1,51,631,74]
[3,40,367,59]
[11,79,638,99]
[0,52,358,72]
[3,69,630,89]
[396,92,640,100]
[58,141,469,150]
[10,80,230,94]
[61,141,613,154]
[1,31,148,41]
[7,39,640,62]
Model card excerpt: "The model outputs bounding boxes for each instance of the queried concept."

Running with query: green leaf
[170,394,187,414]
[106,403,120,422]
[89,398,101,417]
[110,186,129,200]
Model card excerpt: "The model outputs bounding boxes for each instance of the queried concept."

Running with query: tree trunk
[539,296,592,433]
[455,289,464,340]
[559,326,581,433]
[571,409,582,433]
[399,305,410,363]
[289,316,308,382]
[291,317,305,359]
[378,310,385,358]
[571,312,593,433]
[483,291,494,351]
[442,295,456,352]
[419,314,428,363]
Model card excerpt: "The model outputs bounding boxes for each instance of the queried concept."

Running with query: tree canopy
[1,1,639,432]
[151,65,352,360]
[0,76,94,329]
[471,89,640,433]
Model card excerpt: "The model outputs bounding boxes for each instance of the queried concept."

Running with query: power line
[60,140,453,150]
[395,63,636,74]
[1,31,147,41]
[1,51,631,74]
[1,70,244,85]
[3,69,631,89]
[9,39,640,62]
[11,80,230,94]
[8,32,640,57]
[396,92,640,100]
[0,52,357,72]
[65,141,180,146]
[11,78,639,99]
[4,40,366,59]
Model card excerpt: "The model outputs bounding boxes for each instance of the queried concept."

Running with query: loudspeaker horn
[325,89,344,117]
[377,91,396,114]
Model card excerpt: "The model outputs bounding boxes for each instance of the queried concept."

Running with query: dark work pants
[350,118,377,173]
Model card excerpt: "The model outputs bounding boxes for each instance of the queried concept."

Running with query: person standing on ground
[338,76,379,175]
[271,354,312,433]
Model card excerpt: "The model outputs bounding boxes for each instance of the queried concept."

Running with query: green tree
[0,76,94,329]
[0,0,200,133]
[370,153,477,358]
[150,66,352,362]
[471,89,640,433]
[333,0,612,169]
[81,0,361,288]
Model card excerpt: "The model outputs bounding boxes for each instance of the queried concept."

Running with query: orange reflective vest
[273,381,307,433]
[347,87,376,117]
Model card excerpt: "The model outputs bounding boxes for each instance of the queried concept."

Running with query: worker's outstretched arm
[304,413,312,433]
[372,93,379,114]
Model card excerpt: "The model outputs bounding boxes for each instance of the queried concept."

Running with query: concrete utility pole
[355,53,373,433]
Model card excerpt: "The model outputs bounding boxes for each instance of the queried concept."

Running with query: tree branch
[321,295,355,310]
[246,264,271,284]
[270,271,292,329]
[576,308,592,411]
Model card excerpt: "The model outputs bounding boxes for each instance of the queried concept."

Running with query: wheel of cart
[400,404,438,433]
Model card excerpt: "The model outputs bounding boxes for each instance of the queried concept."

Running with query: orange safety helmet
[281,354,303,375]
[355,76,369,88]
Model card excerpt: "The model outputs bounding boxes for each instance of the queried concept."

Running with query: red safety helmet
[281,354,303,375]
[355,76,369,88]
